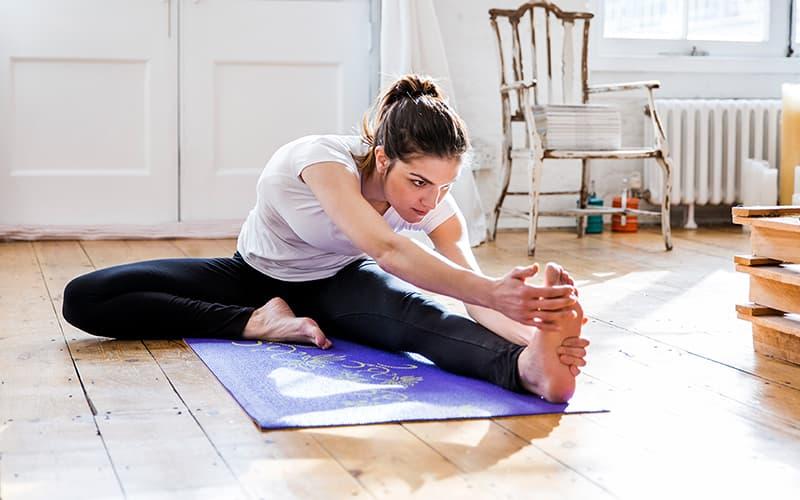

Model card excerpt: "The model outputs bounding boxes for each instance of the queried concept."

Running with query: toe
[300,318,331,349]
[543,262,563,287]
[314,330,332,349]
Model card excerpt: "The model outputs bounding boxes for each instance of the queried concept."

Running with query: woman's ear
[374,146,388,174]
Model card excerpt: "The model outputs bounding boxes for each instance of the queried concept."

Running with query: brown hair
[354,74,470,179]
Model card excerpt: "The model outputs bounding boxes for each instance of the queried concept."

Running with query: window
[593,0,797,58]
[794,0,799,51]
[687,0,768,42]
[604,0,769,42]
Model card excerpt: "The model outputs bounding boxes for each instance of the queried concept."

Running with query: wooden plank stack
[733,206,800,365]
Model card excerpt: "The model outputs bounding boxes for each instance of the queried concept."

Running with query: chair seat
[489,2,673,256]
[544,148,660,159]
[510,147,659,160]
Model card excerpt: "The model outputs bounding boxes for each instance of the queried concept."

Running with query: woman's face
[377,151,462,223]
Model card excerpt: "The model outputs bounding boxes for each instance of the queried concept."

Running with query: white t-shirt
[236,134,461,281]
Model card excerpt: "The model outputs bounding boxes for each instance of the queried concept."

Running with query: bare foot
[517,327,576,403]
[543,262,585,337]
[516,262,585,402]
[242,297,332,349]
[544,261,590,377]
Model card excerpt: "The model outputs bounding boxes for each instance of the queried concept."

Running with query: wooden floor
[2,227,800,499]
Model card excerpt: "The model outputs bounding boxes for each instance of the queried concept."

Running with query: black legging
[62,251,526,392]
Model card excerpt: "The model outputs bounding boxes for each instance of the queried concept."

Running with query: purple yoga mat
[185,337,605,430]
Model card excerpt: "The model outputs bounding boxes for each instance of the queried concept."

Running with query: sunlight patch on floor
[267,367,404,399]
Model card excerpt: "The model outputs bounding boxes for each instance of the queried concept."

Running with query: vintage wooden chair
[488,1,674,255]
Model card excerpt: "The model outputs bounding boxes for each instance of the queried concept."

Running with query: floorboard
[2,228,799,498]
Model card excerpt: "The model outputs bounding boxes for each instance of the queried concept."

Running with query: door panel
[179,0,372,221]
[0,0,178,224]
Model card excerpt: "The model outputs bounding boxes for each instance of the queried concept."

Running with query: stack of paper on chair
[534,104,622,150]
[185,337,605,430]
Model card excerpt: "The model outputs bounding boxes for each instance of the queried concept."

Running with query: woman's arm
[300,162,575,325]
[426,210,544,345]
[427,213,591,377]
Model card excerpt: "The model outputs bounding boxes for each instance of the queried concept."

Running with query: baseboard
[495,203,741,231]
[0,220,244,241]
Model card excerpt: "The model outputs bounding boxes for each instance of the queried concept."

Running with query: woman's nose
[422,189,440,209]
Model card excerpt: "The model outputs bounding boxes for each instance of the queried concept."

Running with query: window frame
[792,0,800,55]
[590,0,795,59]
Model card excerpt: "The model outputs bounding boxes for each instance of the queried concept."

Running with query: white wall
[434,0,800,228]
[435,0,588,228]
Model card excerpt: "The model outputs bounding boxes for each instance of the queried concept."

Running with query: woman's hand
[553,295,589,375]
[490,263,578,329]
[558,336,590,376]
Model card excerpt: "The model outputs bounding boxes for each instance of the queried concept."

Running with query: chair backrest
[489,1,593,111]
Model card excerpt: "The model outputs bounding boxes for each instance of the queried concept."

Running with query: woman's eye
[412,180,426,187]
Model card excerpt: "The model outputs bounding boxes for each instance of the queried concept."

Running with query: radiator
[644,99,782,227]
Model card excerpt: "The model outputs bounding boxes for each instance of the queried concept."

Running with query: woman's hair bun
[389,74,442,103]
[353,73,469,179]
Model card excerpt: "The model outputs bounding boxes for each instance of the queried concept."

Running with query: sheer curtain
[380,0,488,246]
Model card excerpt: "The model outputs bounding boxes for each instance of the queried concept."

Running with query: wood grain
[4,228,800,498]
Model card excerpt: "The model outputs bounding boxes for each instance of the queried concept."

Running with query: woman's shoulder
[292,134,366,155]
[260,134,366,183]
[287,134,366,169]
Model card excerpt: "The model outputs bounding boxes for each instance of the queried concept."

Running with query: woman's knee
[331,260,425,312]
[62,272,104,331]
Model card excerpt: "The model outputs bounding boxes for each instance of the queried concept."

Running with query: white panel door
[0,0,178,225]
[180,0,373,221]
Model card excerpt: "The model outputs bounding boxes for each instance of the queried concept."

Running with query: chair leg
[488,192,500,242]
[489,146,513,241]
[489,205,501,242]
[491,98,514,242]
[655,153,673,251]
[577,158,590,237]
[527,154,545,256]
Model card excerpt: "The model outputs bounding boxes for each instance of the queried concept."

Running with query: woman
[63,75,589,403]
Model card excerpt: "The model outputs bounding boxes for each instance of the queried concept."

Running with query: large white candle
[781,84,800,205]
